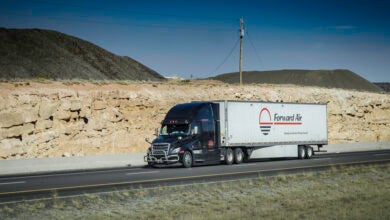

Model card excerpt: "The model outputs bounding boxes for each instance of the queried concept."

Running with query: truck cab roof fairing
[163,102,211,124]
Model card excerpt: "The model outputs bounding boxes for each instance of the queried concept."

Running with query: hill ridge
[211,69,382,92]
[0,28,165,81]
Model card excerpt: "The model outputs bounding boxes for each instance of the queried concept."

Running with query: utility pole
[239,17,245,85]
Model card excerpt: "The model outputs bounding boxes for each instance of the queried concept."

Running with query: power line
[246,30,263,69]
[211,38,240,75]
[239,17,244,85]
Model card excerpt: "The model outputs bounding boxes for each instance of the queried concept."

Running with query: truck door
[197,104,218,164]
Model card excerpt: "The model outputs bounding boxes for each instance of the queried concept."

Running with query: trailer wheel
[243,153,250,163]
[234,148,244,164]
[243,148,252,163]
[298,145,306,159]
[225,148,234,165]
[305,146,313,159]
[182,151,193,168]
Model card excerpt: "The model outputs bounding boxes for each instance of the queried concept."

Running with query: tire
[234,148,244,164]
[243,153,250,163]
[225,148,234,165]
[147,162,155,168]
[243,148,252,163]
[298,145,306,159]
[305,146,313,159]
[182,151,193,168]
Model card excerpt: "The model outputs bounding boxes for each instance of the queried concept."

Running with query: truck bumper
[144,153,180,165]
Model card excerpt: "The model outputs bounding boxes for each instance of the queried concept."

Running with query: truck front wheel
[182,151,193,168]
[147,162,155,168]
[234,148,243,164]
[225,148,234,165]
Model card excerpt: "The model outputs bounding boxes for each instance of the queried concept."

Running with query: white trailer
[215,101,327,160]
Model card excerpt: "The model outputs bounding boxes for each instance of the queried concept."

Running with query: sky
[1,0,389,81]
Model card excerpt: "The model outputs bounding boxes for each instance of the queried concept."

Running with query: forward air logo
[259,107,303,135]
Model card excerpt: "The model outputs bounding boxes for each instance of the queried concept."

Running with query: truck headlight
[171,148,180,154]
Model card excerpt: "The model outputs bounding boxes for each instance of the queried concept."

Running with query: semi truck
[145,101,327,168]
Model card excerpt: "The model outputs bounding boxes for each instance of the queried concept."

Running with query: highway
[0,150,389,203]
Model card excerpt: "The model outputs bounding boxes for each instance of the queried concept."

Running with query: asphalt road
[0,150,389,203]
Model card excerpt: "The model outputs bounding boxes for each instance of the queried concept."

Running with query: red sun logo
[259,108,272,135]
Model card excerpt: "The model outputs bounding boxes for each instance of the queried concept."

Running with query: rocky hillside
[212,69,383,92]
[0,81,389,159]
[0,28,165,81]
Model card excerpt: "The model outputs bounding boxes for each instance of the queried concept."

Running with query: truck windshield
[160,124,190,136]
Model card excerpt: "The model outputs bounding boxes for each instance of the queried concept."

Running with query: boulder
[377,126,390,141]
[356,131,379,142]
[86,118,107,131]
[328,101,343,115]
[36,131,59,144]
[0,112,25,128]
[79,107,91,118]
[59,101,71,111]
[70,100,82,111]
[0,96,6,111]
[39,101,58,119]
[18,95,39,105]
[54,110,71,120]
[35,120,53,131]
[22,134,36,147]
[63,121,85,135]
[22,107,39,123]
[0,123,34,139]
[70,111,79,120]
[58,91,75,99]
[366,109,390,124]
[0,138,24,158]
[129,93,138,99]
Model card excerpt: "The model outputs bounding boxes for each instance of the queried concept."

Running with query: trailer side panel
[217,101,327,147]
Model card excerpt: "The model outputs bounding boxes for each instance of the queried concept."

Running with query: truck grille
[152,143,170,155]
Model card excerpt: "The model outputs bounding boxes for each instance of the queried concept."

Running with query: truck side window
[196,105,215,147]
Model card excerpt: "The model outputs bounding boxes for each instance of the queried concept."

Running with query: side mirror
[192,126,199,135]
[145,137,151,144]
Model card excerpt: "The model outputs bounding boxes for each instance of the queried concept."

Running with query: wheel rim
[300,148,305,157]
[227,150,233,162]
[236,150,242,162]
[307,147,312,157]
[184,152,192,166]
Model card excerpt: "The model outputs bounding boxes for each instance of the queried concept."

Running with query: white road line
[126,171,159,176]
[0,181,25,186]
[3,168,144,180]
[314,158,331,160]
[374,153,388,156]
[234,163,257,167]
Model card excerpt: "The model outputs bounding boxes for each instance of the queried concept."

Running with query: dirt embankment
[0,80,389,159]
